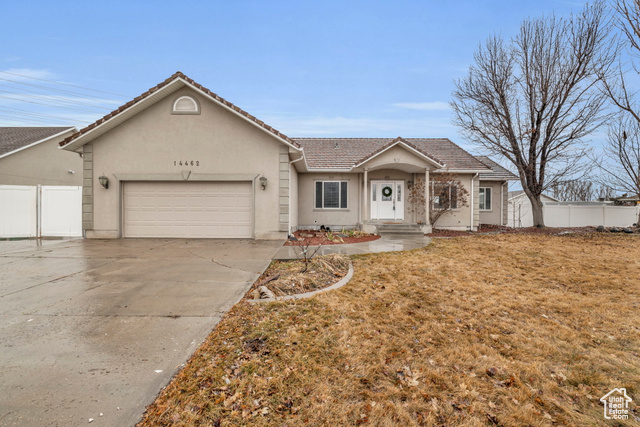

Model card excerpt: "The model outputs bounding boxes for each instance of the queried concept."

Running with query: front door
[371,181,404,220]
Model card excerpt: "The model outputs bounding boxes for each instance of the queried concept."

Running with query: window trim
[479,187,492,211]
[315,180,348,209]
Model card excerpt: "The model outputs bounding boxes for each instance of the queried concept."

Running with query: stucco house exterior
[475,156,518,226]
[0,127,80,185]
[59,72,514,239]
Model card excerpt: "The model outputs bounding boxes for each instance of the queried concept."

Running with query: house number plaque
[174,160,200,166]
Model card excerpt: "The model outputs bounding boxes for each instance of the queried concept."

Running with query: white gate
[0,185,82,238]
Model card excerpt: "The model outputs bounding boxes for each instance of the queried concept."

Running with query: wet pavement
[273,234,431,260]
[0,238,282,427]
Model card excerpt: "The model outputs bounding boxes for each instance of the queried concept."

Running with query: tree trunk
[530,196,545,227]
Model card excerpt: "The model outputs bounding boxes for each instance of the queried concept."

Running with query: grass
[138,234,640,426]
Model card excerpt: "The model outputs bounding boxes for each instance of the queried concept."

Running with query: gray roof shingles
[475,156,519,181]
[0,127,72,157]
[293,137,491,171]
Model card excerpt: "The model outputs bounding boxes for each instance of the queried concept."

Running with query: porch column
[363,168,368,222]
[424,169,430,225]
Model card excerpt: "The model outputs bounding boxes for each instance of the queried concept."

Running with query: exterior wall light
[98,175,109,189]
[259,176,267,190]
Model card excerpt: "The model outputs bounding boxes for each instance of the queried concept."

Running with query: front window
[479,187,492,210]
[315,181,348,209]
[432,183,458,209]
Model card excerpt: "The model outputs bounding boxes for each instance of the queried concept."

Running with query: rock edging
[247,262,354,303]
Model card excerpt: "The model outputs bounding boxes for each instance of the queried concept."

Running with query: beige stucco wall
[479,180,508,226]
[429,173,478,231]
[0,135,82,185]
[87,87,289,239]
[297,172,360,228]
[362,145,437,171]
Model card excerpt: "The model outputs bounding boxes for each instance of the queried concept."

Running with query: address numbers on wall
[174,160,200,166]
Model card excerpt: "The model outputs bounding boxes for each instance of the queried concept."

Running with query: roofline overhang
[478,176,519,181]
[60,76,301,153]
[353,140,444,169]
[433,169,491,174]
[0,127,76,160]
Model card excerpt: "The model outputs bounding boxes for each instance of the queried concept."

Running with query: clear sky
[0,0,598,152]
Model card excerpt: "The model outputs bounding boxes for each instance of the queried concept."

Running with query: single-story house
[59,72,514,239]
[0,127,80,185]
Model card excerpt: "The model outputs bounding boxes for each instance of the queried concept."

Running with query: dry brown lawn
[139,234,640,426]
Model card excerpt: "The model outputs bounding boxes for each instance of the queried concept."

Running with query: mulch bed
[246,254,350,297]
[284,229,380,246]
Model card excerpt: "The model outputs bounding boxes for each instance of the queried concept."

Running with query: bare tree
[600,115,640,199]
[407,172,469,227]
[550,180,595,201]
[598,0,640,220]
[452,1,615,227]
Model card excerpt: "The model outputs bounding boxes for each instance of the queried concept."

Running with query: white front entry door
[371,181,404,220]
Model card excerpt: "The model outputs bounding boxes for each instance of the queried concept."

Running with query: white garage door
[123,181,252,238]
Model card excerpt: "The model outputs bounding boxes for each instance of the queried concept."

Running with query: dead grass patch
[139,234,640,426]
[249,254,350,297]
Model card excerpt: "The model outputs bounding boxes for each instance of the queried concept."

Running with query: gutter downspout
[470,173,478,230]
[501,182,507,226]
[289,157,304,235]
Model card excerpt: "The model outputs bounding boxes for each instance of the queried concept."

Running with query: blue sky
[0,0,599,151]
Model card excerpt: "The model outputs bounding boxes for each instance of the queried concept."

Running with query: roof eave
[353,140,444,169]
[60,75,302,153]
[0,127,76,160]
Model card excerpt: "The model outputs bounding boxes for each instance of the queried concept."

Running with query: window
[172,96,200,114]
[315,181,348,209]
[479,187,492,210]
[431,183,458,209]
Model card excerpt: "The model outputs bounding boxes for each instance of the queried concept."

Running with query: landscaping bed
[246,254,350,298]
[284,229,380,246]
[138,234,640,426]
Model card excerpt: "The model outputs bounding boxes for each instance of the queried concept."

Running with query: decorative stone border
[247,262,354,303]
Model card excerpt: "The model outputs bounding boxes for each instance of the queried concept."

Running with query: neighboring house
[475,156,518,226]
[507,191,559,228]
[59,72,512,239]
[0,127,80,185]
[613,194,640,206]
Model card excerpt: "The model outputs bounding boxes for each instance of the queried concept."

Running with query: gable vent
[172,96,200,115]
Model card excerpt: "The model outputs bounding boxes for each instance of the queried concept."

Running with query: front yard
[139,234,639,426]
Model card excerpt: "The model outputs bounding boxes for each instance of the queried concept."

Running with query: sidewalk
[273,234,431,260]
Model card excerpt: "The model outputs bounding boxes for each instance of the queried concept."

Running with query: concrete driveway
[0,238,282,427]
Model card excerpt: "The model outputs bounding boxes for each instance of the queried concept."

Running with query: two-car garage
[122,181,253,238]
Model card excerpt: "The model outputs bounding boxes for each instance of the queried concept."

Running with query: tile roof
[59,72,299,149]
[293,137,490,171]
[0,127,73,157]
[475,156,519,181]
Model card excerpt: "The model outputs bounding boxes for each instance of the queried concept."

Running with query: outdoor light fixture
[259,176,267,190]
[98,175,109,189]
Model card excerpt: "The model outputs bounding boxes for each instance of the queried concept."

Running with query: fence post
[603,205,606,227]
[36,185,42,238]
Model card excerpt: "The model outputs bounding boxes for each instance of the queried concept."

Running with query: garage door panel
[124,182,253,238]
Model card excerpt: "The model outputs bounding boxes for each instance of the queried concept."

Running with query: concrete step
[376,224,425,235]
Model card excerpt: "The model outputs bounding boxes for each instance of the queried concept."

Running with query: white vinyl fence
[508,201,640,228]
[0,185,82,238]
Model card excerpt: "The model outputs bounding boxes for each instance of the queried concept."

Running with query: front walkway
[273,234,431,260]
